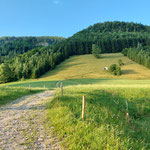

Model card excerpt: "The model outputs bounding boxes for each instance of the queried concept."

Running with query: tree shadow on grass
[122,69,138,75]
[124,61,134,66]
[46,62,84,76]
[7,79,117,89]
[102,54,123,59]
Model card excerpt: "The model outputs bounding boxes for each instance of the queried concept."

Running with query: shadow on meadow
[102,54,124,59]
[7,79,117,89]
[41,60,85,78]
[124,60,134,66]
[122,69,138,75]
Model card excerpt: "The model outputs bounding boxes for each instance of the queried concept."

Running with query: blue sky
[0,0,150,38]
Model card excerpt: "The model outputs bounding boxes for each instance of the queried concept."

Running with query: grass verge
[46,85,150,150]
[0,86,44,105]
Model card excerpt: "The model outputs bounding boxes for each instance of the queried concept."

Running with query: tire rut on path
[0,91,61,150]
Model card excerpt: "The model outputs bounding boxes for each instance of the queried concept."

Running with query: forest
[0,36,65,63]
[122,44,150,69]
[1,21,150,83]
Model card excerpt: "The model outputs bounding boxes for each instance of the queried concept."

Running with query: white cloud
[53,0,60,5]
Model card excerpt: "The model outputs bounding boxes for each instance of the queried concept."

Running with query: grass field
[0,87,43,105]
[46,85,150,150]
[1,53,150,149]
[1,53,150,89]
[41,53,150,80]
[3,78,150,89]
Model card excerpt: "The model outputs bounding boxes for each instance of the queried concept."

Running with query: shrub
[108,64,121,76]
[122,48,128,56]
[118,59,124,66]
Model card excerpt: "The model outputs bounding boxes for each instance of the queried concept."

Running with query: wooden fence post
[125,100,130,125]
[60,82,63,96]
[126,112,130,125]
[82,96,86,120]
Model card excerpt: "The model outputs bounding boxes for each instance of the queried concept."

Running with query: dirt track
[0,91,61,150]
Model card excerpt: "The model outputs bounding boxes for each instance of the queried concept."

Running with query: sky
[0,0,150,38]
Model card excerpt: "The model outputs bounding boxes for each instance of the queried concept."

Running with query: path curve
[0,91,61,150]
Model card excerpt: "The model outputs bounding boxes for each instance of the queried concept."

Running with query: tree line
[122,44,150,69]
[0,46,66,83]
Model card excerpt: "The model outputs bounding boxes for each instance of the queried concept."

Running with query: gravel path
[0,91,61,150]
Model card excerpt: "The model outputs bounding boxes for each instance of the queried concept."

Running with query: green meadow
[46,85,150,149]
[0,86,43,105]
[41,53,150,80]
[1,53,150,149]
[1,53,150,89]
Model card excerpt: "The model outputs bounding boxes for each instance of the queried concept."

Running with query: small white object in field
[104,67,108,70]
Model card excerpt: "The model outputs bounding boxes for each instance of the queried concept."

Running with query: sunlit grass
[0,86,43,105]
[1,78,150,89]
[41,53,150,80]
[46,85,150,150]
[1,53,150,89]
[1,53,150,149]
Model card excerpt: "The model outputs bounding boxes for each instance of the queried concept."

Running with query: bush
[108,64,121,76]
[118,59,124,66]
[122,48,128,56]
[94,54,101,59]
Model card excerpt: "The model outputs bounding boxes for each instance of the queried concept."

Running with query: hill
[54,21,150,55]
[1,21,150,83]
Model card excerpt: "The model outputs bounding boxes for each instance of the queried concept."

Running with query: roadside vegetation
[46,85,150,149]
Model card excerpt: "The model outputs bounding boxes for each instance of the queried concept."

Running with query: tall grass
[46,85,150,149]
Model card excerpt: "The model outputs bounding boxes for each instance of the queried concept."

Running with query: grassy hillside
[1,53,150,89]
[41,53,150,80]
